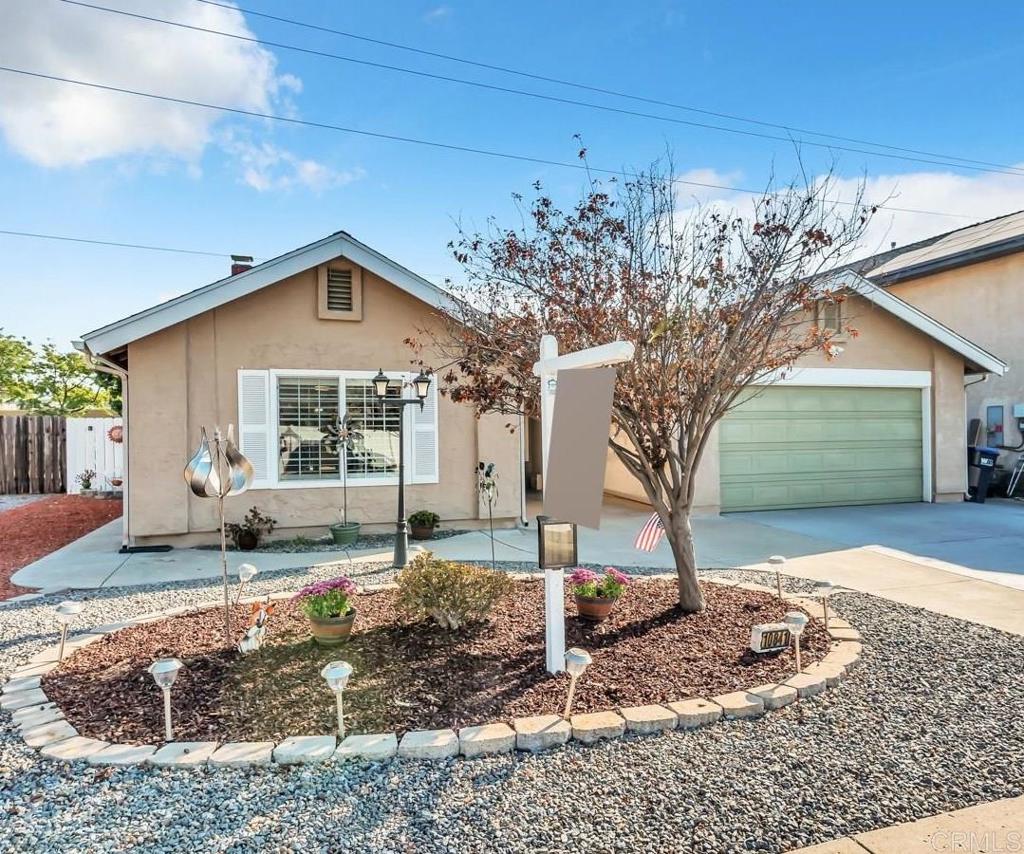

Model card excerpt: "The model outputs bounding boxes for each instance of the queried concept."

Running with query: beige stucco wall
[603,294,968,511]
[888,252,1022,452]
[127,259,521,544]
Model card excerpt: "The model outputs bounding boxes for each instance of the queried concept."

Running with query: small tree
[412,157,871,612]
[0,329,33,403]
[16,343,110,416]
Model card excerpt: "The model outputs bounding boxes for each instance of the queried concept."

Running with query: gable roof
[79,230,455,357]
[844,209,1024,286]
[832,270,1006,375]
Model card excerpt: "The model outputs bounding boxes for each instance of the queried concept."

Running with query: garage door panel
[721,386,924,512]
[721,445,922,477]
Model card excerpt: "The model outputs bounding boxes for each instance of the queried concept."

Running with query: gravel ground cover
[43,579,828,742]
[0,495,122,601]
[198,528,467,553]
[2,560,1023,854]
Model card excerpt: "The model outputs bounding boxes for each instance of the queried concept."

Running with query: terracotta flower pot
[309,609,357,645]
[574,594,619,623]
[410,524,436,541]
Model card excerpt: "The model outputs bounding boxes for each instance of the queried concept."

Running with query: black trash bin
[967,445,1000,503]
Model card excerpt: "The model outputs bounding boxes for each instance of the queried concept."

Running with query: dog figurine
[238,600,275,654]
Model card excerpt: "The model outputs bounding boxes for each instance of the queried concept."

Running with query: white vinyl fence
[66,417,124,493]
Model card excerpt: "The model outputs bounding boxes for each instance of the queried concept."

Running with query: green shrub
[408,510,440,528]
[397,552,511,630]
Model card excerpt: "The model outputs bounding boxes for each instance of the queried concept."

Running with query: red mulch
[44,580,831,744]
[0,495,122,600]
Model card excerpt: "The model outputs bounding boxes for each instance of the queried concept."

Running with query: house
[852,210,1024,459]
[76,232,523,547]
[604,270,1007,513]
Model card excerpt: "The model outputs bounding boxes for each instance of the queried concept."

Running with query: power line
[62,0,1024,179]
[188,0,1022,175]
[0,228,252,258]
[0,64,975,220]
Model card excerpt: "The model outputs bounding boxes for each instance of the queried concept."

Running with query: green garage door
[720,386,923,512]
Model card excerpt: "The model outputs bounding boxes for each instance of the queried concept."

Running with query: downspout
[74,340,131,550]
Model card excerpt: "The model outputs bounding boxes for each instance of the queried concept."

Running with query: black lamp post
[373,368,431,568]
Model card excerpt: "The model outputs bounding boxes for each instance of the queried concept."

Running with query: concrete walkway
[798,794,1024,853]
[10,520,398,591]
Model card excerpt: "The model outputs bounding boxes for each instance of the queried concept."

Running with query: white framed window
[816,299,842,334]
[237,369,439,489]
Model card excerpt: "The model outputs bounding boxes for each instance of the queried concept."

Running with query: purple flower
[605,567,631,585]
[567,568,598,585]
[292,575,356,602]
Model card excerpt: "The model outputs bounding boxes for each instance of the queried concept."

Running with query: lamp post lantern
[372,369,431,568]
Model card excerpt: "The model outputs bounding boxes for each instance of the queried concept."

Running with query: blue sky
[1,0,1023,348]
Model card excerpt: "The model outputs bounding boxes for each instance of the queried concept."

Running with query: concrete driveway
[734,499,1024,589]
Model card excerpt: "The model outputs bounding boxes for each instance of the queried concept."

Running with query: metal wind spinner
[184,425,254,499]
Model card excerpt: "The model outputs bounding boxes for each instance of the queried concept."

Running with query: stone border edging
[1,576,863,768]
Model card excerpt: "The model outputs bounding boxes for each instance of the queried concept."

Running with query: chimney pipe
[231,254,254,276]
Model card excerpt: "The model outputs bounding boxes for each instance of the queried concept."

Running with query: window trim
[268,368,414,489]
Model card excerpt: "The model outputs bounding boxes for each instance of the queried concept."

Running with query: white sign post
[533,334,634,674]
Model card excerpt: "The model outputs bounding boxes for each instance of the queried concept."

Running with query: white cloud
[671,164,1024,261]
[222,132,365,193]
[0,0,360,191]
[423,5,453,22]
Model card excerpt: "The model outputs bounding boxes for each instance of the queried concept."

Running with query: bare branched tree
[409,156,873,612]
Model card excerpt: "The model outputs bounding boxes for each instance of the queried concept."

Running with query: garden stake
[184,426,253,646]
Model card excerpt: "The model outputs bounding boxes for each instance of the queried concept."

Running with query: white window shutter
[237,370,272,487]
[410,377,439,484]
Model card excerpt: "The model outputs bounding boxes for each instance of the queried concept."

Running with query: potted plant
[76,469,98,496]
[408,510,440,540]
[293,576,357,644]
[568,566,632,623]
[328,414,362,546]
[224,506,276,551]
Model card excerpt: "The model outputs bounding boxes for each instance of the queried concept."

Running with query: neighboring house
[852,210,1024,460]
[76,232,522,547]
[604,270,1007,513]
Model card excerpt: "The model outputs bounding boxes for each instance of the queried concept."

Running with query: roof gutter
[74,340,131,550]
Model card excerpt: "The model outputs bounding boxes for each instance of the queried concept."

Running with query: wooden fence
[0,415,67,494]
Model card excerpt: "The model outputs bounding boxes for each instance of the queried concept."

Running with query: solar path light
[234,562,259,604]
[813,579,836,631]
[562,647,592,718]
[54,601,85,662]
[321,660,354,738]
[768,555,786,601]
[784,611,809,673]
[148,658,184,741]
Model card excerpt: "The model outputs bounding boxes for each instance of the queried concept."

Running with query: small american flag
[633,512,665,552]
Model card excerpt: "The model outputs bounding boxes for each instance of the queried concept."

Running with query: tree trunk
[667,510,705,612]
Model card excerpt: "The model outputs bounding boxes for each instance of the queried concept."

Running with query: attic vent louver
[326,269,354,312]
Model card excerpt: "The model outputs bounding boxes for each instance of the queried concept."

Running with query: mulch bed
[0,495,122,601]
[45,579,830,744]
